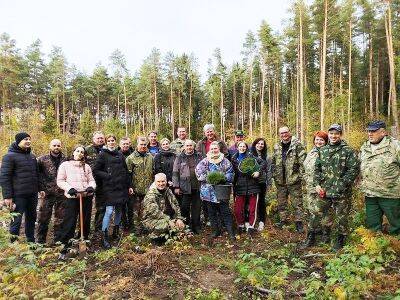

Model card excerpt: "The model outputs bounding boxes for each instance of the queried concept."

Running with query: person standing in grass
[301,131,328,248]
[314,124,360,250]
[360,121,400,235]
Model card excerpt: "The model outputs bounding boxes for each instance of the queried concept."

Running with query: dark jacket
[196,137,229,158]
[119,147,134,158]
[154,150,176,183]
[0,143,39,198]
[37,152,67,196]
[231,152,266,196]
[172,151,203,194]
[93,148,131,206]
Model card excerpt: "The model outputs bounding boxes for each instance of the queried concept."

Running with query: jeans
[9,194,38,242]
[102,205,122,232]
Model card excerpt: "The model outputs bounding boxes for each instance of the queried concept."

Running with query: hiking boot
[321,228,331,244]
[247,226,257,236]
[301,231,316,249]
[102,231,111,249]
[295,221,304,233]
[237,225,245,234]
[112,225,120,240]
[333,234,346,251]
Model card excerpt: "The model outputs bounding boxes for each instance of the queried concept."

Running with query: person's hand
[175,219,185,230]
[315,185,323,194]
[168,181,173,187]
[174,188,181,195]
[252,171,260,178]
[67,188,78,197]
[128,188,134,195]
[169,220,176,229]
[3,198,14,210]
[39,191,46,198]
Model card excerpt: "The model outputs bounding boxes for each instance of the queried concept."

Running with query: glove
[318,190,326,199]
[86,186,95,194]
[67,188,78,197]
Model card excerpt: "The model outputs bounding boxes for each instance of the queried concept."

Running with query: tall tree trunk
[153,78,158,130]
[299,2,305,142]
[170,83,174,138]
[220,76,224,139]
[320,0,328,130]
[62,86,66,133]
[241,80,245,131]
[96,87,100,128]
[347,7,353,132]
[369,35,374,119]
[385,4,399,137]
[178,90,182,126]
[375,50,380,116]
[260,68,265,136]
[189,76,193,137]
[233,74,237,129]
[249,66,254,137]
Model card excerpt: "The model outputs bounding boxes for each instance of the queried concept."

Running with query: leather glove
[67,188,78,197]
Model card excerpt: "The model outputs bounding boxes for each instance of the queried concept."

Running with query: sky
[0,0,293,77]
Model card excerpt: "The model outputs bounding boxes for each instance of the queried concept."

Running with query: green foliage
[78,108,96,144]
[42,104,58,135]
[103,117,126,139]
[206,171,226,185]
[185,288,226,300]
[238,157,260,174]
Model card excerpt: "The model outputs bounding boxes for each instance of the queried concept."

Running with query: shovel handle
[79,193,84,240]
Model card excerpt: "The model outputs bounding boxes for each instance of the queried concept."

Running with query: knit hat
[313,131,328,143]
[15,132,31,145]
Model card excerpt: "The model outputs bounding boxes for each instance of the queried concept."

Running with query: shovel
[78,192,87,256]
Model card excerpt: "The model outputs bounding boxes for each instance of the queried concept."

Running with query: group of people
[0,120,399,257]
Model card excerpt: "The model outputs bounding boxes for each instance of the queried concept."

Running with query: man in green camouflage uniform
[126,136,154,227]
[272,126,307,232]
[170,127,188,154]
[85,131,105,231]
[37,139,67,244]
[142,173,184,243]
[314,124,360,250]
[360,121,400,235]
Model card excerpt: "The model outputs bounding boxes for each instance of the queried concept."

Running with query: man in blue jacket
[0,132,39,242]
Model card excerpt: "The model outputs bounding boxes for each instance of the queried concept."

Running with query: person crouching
[142,173,185,245]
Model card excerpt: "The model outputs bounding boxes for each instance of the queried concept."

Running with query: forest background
[0,0,399,155]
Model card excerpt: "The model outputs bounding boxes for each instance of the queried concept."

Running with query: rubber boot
[301,231,316,249]
[102,231,111,249]
[321,228,331,244]
[112,225,120,240]
[333,234,346,251]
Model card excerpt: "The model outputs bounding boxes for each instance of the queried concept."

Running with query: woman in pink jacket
[57,145,96,258]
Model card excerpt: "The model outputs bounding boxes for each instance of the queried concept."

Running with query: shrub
[207,171,226,185]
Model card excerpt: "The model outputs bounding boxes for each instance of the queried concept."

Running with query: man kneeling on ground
[142,173,185,244]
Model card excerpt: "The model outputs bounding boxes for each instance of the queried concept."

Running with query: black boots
[295,221,304,233]
[301,231,316,248]
[112,225,120,240]
[102,231,111,249]
[333,234,346,251]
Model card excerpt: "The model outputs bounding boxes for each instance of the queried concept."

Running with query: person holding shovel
[57,145,96,259]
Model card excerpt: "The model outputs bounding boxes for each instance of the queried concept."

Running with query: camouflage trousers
[37,195,66,244]
[304,192,332,232]
[317,197,350,235]
[276,182,303,222]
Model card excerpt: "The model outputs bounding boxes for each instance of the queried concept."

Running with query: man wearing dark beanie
[0,132,39,242]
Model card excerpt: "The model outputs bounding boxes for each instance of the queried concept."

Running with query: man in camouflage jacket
[272,126,307,232]
[37,139,67,244]
[360,121,400,235]
[142,173,184,242]
[85,131,106,231]
[314,124,360,250]
[126,136,154,225]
